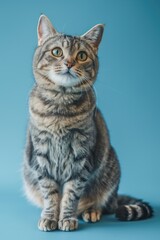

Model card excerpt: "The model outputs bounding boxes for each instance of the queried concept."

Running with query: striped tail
[115,195,153,221]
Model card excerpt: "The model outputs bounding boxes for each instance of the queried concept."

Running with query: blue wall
[0,0,160,203]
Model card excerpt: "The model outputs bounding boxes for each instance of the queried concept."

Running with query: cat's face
[33,15,104,91]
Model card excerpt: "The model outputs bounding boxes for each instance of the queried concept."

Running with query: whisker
[54,67,62,71]
[74,68,82,74]
[73,68,83,77]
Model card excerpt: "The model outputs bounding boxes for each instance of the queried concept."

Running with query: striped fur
[115,195,153,221]
[23,15,153,232]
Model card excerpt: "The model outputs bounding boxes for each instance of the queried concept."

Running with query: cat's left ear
[81,24,105,50]
[37,15,57,46]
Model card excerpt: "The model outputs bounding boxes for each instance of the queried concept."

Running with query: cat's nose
[64,60,75,69]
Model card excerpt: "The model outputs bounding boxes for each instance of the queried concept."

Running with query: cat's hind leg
[78,197,103,223]
[82,208,102,223]
[78,182,118,223]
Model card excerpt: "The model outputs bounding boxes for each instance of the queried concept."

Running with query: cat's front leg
[38,175,59,231]
[30,130,60,231]
[58,179,86,231]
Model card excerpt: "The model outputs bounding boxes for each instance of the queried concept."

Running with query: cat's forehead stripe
[44,34,82,52]
[61,35,81,50]
[44,35,62,50]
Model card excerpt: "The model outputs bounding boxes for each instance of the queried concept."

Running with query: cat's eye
[51,47,63,57]
[77,51,88,62]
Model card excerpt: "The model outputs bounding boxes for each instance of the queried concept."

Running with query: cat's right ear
[37,15,57,46]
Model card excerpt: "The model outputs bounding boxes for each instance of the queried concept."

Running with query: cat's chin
[48,70,81,88]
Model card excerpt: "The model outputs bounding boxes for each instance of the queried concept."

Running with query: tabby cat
[23,15,153,231]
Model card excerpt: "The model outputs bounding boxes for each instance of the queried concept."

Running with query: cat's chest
[29,87,96,133]
[47,133,73,182]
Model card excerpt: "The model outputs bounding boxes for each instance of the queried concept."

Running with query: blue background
[0,0,159,239]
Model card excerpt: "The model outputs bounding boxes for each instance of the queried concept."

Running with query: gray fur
[23,15,153,232]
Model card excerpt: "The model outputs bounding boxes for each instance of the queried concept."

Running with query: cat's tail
[115,195,153,221]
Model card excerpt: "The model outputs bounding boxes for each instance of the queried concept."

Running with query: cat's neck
[35,84,96,106]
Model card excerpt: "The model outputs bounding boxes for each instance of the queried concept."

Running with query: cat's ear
[37,15,57,46]
[81,24,105,49]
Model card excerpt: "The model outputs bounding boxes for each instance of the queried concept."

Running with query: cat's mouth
[48,69,81,87]
[62,69,77,78]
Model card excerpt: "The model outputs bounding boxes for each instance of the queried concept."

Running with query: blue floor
[1,188,159,240]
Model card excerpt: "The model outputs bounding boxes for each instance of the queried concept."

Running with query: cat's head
[33,15,104,92]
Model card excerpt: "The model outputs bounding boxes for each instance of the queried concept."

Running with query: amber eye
[51,47,63,57]
[77,51,88,62]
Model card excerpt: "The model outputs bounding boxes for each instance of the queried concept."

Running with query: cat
[23,15,153,232]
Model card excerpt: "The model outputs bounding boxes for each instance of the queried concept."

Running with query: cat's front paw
[38,218,58,231]
[58,218,78,231]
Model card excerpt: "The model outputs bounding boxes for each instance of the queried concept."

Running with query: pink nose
[64,60,75,69]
